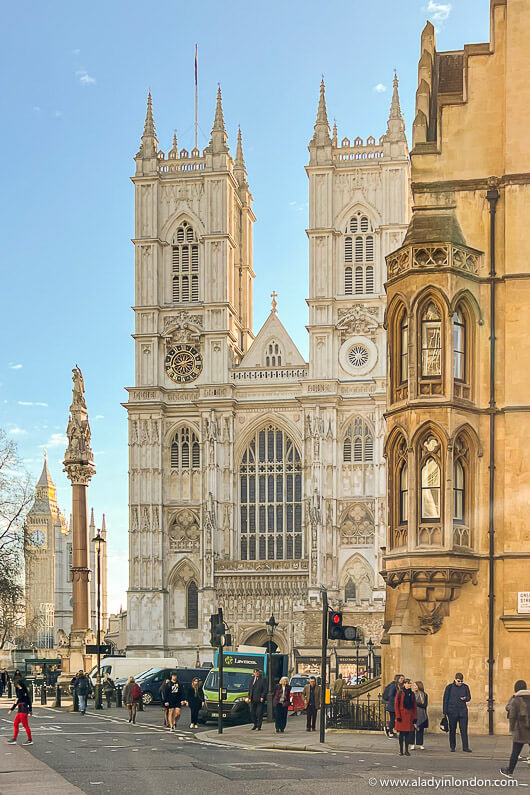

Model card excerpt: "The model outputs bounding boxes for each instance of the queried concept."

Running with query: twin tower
[125,76,410,673]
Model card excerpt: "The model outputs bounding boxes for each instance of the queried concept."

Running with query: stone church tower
[126,81,410,671]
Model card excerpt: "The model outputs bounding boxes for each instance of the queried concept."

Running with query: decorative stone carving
[168,508,200,552]
[163,313,202,349]
[386,242,480,279]
[340,503,375,545]
[215,559,308,572]
[336,305,380,342]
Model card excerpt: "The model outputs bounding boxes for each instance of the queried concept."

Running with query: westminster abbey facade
[125,78,410,671]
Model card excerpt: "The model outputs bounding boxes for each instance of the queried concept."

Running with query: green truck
[201,650,288,723]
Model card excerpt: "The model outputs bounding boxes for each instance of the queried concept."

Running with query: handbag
[440,715,449,732]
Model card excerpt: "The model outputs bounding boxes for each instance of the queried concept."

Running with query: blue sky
[0,0,490,611]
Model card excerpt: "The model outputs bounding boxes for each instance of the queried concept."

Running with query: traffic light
[328,611,343,640]
[210,609,232,647]
[328,610,358,641]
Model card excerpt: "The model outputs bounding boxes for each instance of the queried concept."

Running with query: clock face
[30,529,46,548]
[165,344,202,384]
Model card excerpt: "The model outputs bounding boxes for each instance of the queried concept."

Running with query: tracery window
[172,221,199,303]
[344,212,375,295]
[186,581,198,629]
[239,425,302,561]
[400,314,409,384]
[453,307,465,381]
[420,302,442,377]
[419,435,442,522]
[343,417,374,463]
[345,579,356,602]
[399,462,408,523]
[170,427,200,470]
[265,340,282,367]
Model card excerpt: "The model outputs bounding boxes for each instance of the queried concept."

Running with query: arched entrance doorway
[243,629,280,653]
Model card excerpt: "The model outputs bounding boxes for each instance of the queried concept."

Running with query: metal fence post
[116,685,122,708]
[53,685,62,708]
[41,685,47,705]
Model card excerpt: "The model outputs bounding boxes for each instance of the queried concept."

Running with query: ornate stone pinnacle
[63,366,95,485]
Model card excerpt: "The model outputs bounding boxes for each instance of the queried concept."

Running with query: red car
[289,674,310,714]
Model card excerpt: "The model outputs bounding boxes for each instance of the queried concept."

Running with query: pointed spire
[209,84,229,154]
[234,126,248,188]
[137,91,158,158]
[101,513,107,536]
[385,72,407,144]
[169,129,178,157]
[332,119,338,147]
[310,77,331,147]
[37,452,55,489]
[270,291,278,314]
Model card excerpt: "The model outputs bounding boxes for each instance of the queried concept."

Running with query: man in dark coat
[383,674,404,738]
[501,680,530,778]
[0,668,9,697]
[442,672,472,752]
[247,668,267,730]
[303,676,322,732]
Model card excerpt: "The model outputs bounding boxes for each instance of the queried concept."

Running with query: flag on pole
[195,44,198,87]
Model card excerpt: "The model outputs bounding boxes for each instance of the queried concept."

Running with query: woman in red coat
[395,678,417,756]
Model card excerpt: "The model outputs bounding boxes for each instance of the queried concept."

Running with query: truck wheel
[142,692,153,705]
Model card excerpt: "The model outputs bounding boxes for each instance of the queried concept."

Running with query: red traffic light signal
[328,611,343,639]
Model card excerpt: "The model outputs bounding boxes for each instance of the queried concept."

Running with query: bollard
[116,685,122,708]
[29,683,34,702]
[41,685,47,705]
[7,679,12,698]
[53,685,62,708]
[94,683,103,710]
[138,696,144,712]
[72,690,79,712]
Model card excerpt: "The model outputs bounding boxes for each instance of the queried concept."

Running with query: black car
[121,667,211,705]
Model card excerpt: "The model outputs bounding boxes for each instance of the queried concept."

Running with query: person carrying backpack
[7,681,33,745]
[102,673,115,709]
[123,676,142,724]
[383,674,404,738]
[501,679,530,778]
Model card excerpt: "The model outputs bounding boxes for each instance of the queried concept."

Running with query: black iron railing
[327,693,385,731]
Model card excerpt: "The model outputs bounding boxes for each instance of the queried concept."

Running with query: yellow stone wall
[382,0,530,734]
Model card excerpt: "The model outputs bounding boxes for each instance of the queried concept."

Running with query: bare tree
[0,429,33,647]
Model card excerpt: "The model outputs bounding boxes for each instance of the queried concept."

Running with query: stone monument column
[63,366,95,672]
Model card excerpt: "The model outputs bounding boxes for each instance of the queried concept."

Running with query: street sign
[86,645,112,655]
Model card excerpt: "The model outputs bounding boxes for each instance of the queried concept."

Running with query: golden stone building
[382,0,530,733]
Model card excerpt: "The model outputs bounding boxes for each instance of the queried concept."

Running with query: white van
[87,656,179,685]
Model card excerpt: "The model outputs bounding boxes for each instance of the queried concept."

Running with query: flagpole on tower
[194,44,198,150]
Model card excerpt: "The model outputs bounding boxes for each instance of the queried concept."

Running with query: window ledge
[499,615,530,632]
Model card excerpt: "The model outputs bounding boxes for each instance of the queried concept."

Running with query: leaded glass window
[172,221,199,303]
[421,457,441,520]
[239,425,302,560]
[421,302,442,376]
[343,417,374,463]
[453,308,465,381]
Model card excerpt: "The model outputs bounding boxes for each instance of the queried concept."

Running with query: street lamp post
[367,637,374,680]
[265,614,279,723]
[92,529,106,710]
[355,639,361,682]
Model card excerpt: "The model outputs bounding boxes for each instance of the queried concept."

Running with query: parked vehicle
[116,667,212,705]
[201,649,288,723]
[289,674,310,714]
[87,657,178,687]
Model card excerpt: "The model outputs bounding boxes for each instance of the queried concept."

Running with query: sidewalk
[1,742,84,795]
[202,713,515,759]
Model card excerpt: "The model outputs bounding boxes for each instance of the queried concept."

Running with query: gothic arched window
[265,340,282,367]
[345,579,356,602]
[172,221,199,303]
[343,417,374,463]
[389,434,408,548]
[171,427,200,470]
[453,307,466,381]
[419,434,443,521]
[344,212,375,295]
[420,301,442,377]
[239,425,302,561]
[186,581,198,629]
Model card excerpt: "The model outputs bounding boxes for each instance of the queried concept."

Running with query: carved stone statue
[64,365,95,484]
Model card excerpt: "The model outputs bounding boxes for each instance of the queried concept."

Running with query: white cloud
[94,414,104,420]
[76,70,96,86]
[18,401,48,407]
[427,0,452,23]
[8,363,23,370]
[374,83,387,94]
[32,106,41,112]
[8,426,27,436]
[41,432,67,449]
[72,48,81,55]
